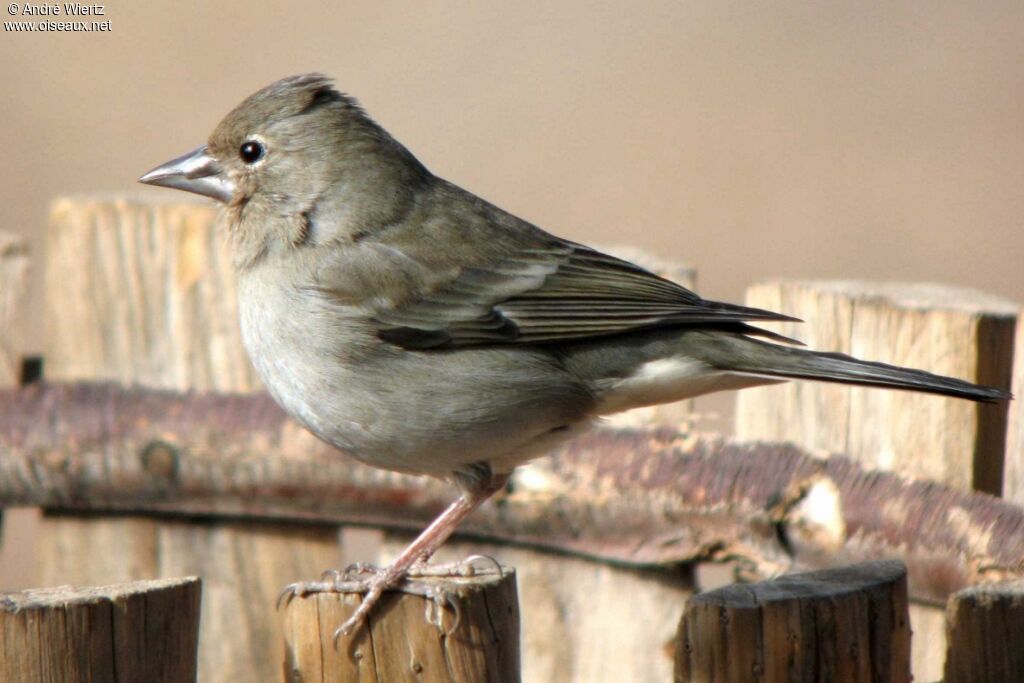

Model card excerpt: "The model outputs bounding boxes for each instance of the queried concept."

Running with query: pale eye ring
[239,140,265,164]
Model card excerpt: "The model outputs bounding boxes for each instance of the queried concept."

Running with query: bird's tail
[702,332,1009,403]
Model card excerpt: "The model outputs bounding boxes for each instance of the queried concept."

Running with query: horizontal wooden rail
[1,382,1023,606]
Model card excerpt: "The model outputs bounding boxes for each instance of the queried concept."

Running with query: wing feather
[372,241,795,349]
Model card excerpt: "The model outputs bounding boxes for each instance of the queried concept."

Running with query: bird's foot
[276,555,505,643]
[277,561,412,641]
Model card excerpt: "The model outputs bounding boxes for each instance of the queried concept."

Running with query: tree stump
[944,579,1024,683]
[0,577,201,683]
[675,560,910,683]
[282,568,520,683]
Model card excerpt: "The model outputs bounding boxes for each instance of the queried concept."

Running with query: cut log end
[282,568,520,683]
[944,579,1024,683]
[0,577,201,683]
[675,560,910,683]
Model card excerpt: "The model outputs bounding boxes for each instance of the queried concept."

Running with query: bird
[139,73,1008,637]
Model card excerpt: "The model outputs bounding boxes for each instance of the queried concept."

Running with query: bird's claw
[276,581,312,610]
[341,561,378,578]
[424,585,463,635]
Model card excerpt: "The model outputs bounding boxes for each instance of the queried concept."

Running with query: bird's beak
[138,145,234,203]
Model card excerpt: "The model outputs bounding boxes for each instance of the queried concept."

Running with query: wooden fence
[0,196,1021,681]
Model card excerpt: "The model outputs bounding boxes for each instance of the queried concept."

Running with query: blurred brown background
[1,1,1022,583]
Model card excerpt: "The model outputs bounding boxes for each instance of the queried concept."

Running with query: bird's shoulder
[309,178,563,304]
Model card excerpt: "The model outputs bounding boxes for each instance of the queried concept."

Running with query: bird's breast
[236,268,377,446]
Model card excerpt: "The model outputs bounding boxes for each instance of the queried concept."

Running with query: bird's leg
[278,471,509,640]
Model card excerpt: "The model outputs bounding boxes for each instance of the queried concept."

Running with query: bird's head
[140,73,428,267]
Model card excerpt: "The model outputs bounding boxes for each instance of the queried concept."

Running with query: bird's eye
[239,140,265,165]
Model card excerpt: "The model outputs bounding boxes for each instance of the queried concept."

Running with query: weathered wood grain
[0,577,201,683]
[675,560,911,683]
[45,196,258,391]
[737,280,1016,493]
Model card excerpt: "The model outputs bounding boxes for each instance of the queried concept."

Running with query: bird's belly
[237,279,595,478]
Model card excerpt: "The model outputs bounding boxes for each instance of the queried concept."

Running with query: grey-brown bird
[140,73,1007,636]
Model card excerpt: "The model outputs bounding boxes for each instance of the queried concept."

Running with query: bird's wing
[309,182,798,350]
[339,236,795,349]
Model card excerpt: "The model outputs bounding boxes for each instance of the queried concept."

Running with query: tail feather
[698,333,1010,404]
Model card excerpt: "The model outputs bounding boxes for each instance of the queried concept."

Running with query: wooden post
[282,569,519,683]
[907,604,947,683]
[674,560,910,683]
[37,514,342,681]
[0,232,29,386]
[943,580,1024,683]
[0,577,201,683]
[736,280,1017,493]
[40,196,339,681]
[45,196,259,391]
[1002,313,1024,504]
